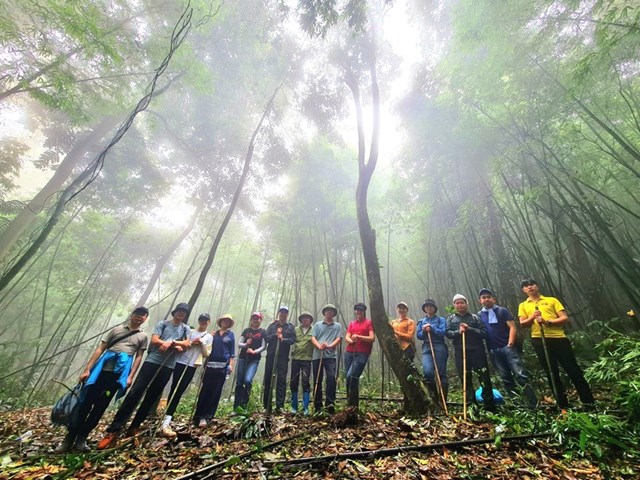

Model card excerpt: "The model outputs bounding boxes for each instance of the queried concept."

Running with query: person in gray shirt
[97,303,192,449]
[311,304,342,414]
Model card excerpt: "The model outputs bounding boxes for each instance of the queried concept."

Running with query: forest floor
[0,401,638,480]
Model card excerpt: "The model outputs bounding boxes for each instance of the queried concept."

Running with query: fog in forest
[1,0,639,407]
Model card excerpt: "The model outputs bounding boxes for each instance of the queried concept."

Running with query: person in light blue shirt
[311,304,342,414]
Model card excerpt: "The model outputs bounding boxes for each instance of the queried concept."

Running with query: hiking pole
[427,331,449,416]
[266,338,280,415]
[313,349,324,414]
[462,330,467,421]
[536,307,561,407]
[189,363,207,428]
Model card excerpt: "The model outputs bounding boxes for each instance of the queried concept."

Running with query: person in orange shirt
[391,302,416,361]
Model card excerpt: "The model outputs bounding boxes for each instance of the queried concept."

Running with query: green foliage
[585,330,640,420]
[551,411,638,459]
[230,407,269,439]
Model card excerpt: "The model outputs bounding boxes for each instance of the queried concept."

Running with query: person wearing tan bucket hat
[290,311,314,414]
[311,304,342,414]
[193,314,235,427]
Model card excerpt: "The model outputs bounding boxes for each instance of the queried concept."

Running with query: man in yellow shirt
[518,278,594,409]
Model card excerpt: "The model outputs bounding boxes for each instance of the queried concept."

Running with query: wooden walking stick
[313,349,324,414]
[427,330,449,416]
[536,306,561,406]
[462,330,467,421]
[266,338,280,415]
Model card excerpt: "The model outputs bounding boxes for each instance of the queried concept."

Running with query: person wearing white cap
[160,313,214,438]
[263,306,297,412]
[445,294,495,410]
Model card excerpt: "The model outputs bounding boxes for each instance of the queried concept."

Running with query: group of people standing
[404,279,594,413]
[54,278,594,453]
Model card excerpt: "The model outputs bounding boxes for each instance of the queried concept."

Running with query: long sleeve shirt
[445,312,487,351]
[390,317,416,351]
[265,321,297,358]
[416,315,447,344]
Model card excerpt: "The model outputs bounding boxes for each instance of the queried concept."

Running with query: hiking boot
[97,432,119,450]
[124,427,140,438]
[74,437,91,452]
[198,419,207,428]
[54,432,74,453]
[160,426,177,439]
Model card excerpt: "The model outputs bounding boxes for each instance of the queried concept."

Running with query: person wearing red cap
[345,303,375,408]
[234,312,267,410]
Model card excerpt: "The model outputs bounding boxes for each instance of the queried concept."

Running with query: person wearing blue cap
[478,288,537,408]
[263,306,297,412]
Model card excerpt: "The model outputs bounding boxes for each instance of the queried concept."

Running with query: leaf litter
[0,405,637,479]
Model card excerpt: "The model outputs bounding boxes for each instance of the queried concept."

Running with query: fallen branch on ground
[261,432,554,467]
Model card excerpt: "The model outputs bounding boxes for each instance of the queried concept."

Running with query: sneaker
[74,438,91,452]
[54,435,74,454]
[160,426,177,438]
[198,419,207,428]
[97,432,119,450]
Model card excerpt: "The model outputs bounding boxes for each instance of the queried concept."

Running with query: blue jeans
[490,346,537,407]
[344,351,370,407]
[421,342,448,391]
[234,357,260,409]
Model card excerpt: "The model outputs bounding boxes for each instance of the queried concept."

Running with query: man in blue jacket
[478,288,537,408]
[55,306,149,453]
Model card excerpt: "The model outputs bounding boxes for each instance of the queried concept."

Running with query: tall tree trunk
[346,39,433,415]
[187,84,281,309]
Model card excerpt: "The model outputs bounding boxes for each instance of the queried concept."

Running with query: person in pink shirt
[344,303,375,408]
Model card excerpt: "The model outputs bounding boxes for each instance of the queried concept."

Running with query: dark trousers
[531,337,594,408]
[70,370,120,439]
[194,367,226,422]
[166,362,197,416]
[107,361,173,432]
[290,359,311,394]
[312,357,337,410]
[263,355,289,409]
[454,347,494,408]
